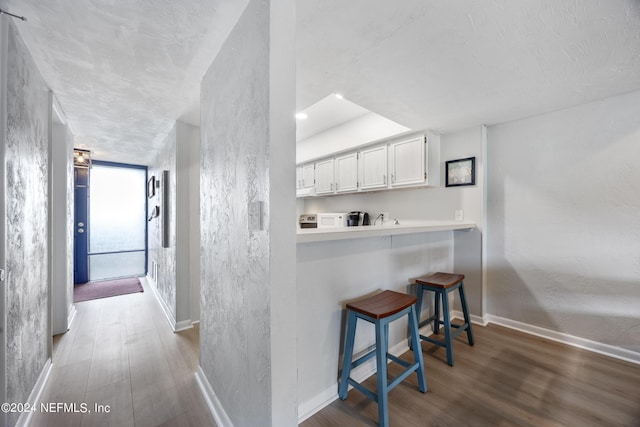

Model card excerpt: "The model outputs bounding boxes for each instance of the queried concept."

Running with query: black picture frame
[445,157,476,187]
[147,175,156,198]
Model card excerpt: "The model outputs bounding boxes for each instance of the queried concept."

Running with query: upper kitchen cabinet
[296,165,303,189]
[301,163,315,188]
[359,145,388,190]
[335,152,358,192]
[389,135,426,187]
[296,163,316,197]
[315,158,335,195]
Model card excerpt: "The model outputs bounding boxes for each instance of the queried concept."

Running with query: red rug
[74,277,144,303]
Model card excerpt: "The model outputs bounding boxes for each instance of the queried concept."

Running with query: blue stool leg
[433,291,441,334]
[376,319,390,427]
[441,290,454,366]
[458,281,475,345]
[409,305,427,393]
[339,310,357,399]
[411,285,425,349]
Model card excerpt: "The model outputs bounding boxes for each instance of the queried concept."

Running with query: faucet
[373,213,384,226]
[393,218,400,225]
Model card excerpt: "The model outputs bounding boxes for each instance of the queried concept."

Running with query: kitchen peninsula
[296,221,482,421]
[297,221,475,242]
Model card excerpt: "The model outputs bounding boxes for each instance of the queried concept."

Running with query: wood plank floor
[31,279,216,427]
[303,323,640,427]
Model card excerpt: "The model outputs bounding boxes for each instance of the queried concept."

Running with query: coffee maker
[347,211,370,226]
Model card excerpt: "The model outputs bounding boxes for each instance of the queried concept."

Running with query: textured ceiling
[3,1,640,164]
[297,0,640,133]
[1,0,249,164]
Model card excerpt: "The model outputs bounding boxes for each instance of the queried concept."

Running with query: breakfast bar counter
[296,222,482,421]
[297,221,476,243]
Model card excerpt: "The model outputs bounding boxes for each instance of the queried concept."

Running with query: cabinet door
[359,145,388,190]
[301,163,315,188]
[296,165,303,189]
[335,153,358,193]
[389,136,426,187]
[315,158,335,194]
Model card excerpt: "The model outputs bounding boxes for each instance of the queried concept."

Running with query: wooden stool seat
[339,290,427,427]
[413,272,474,366]
[346,290,418,319]
[415,272,465,289]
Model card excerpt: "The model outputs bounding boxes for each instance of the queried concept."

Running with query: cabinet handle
[336,182,339,190]
[383,174,387,185]
[331,183,334,191]
[391,174,395,183]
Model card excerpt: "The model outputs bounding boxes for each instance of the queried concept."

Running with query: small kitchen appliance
[316,213,348,228]
[347,211,370,226]
[299,214,317,229]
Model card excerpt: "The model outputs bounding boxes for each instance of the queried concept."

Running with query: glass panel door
[88,162,147,281]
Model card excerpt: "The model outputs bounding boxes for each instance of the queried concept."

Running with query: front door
[74,167,90,284]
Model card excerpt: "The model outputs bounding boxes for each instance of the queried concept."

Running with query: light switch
[248,201,263,231]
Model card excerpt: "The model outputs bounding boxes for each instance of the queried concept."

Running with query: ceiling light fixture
[0,8,27,21]
[334,93,344,99]
[73,148,92,169]
[295,112,308,120]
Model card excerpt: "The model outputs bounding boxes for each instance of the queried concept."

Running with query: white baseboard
[67,303,77,330]
[486,314,640,365]
[18,358,52,427]
[175,319,193,332]
[298,337,416,423]
[195,366,234,427]
[145,275,192,333]
[451,310,488,326]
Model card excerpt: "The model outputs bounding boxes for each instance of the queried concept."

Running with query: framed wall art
[445,157,476,187]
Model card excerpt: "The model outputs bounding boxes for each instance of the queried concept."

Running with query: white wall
[50,116,74,336]
[187,125,200,323]
[4,18,51,426]
[199,0,297,425]
[296,112,410,163]
[175,121,199,326]
[487,90,640,353]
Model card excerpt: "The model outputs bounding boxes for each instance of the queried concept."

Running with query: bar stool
[414,272,474,366]
[339,290,427,427]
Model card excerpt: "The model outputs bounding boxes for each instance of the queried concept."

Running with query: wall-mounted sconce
[73,148,92,168]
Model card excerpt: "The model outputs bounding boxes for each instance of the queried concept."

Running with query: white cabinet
[315,158,335,194]
[301,163,315,188]
[359,145,388,190]
[335,153,358,193]
[296,165,303,189]
[389,135,426,187]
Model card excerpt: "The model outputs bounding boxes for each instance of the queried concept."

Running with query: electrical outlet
[455,209,464,221]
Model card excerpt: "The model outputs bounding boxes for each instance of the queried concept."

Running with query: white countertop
[296,221,476,243]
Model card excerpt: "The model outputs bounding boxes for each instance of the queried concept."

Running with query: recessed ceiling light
[334,93,344,99]
[295,112,308,120]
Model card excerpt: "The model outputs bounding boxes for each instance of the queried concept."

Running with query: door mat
[74,277,143,303]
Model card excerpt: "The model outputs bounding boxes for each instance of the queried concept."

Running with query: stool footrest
[348,378,378,402]
[419,334,447,348]
[350,348,377,370]
[344,357,422,403]
[387,363,421,392]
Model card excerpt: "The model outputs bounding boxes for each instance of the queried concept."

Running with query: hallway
[32,279,215,427]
